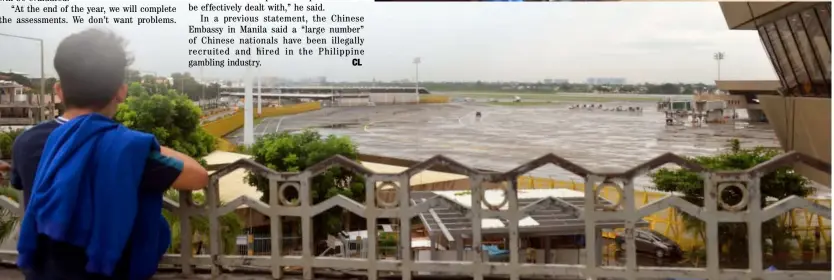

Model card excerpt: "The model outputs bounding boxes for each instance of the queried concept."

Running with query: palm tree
[162,190,244,255]
[0,187,21,245]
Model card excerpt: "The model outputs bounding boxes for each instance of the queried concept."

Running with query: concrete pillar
[544,237,552,264]
[455,235,464,261]
[595,229,603,266]
[429,234,437,260]
[356,236,363,258]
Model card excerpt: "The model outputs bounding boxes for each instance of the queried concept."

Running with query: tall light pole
[713,52,725,81]
[243,62,254,146]
[0,33,47,121]
[413,57,421,102]
[257,68,262,115]
[200,67,206,109]
[242,9,254,146]
[178,77,185,94]
[150,71,158,94]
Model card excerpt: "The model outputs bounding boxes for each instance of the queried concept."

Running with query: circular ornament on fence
[717,182,748,212]
[375,181,400,208]
[594,181,624,211]
[278,182,301,206]
[481,185,509,211]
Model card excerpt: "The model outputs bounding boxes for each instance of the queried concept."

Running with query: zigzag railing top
[196,150,832,280]
[0,150,829,280]
[209,151,831,182]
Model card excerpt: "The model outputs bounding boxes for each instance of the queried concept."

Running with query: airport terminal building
[720,2,831,185]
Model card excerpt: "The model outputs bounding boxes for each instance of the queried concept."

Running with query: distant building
[155,77,170,84]
[586,77,626,85]
[543,79,569,84]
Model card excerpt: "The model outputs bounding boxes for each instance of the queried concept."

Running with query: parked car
[615,229,682,259]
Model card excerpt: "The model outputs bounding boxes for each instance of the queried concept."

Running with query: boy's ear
[115,84,127,103]
[54,82,64,103]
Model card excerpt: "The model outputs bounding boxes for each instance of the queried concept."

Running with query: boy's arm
[139,146,208,193]
[159,146,208,191]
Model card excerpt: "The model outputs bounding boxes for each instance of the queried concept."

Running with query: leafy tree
[125,69,144,84]
[644,83,687,94]
[0,130,21,244]
[0,129,24,159]
[115,82,216,160]
[115,83,250,254]
[651,139,811,267]
[170,72,221,103]
[244,130,365,241]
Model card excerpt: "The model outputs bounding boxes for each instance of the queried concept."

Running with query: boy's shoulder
[12,120,63,151]
[103,124,162,155]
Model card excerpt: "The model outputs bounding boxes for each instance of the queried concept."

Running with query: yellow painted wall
[419,95,450,103]
[200,102,322,151]
[201,110,245,138]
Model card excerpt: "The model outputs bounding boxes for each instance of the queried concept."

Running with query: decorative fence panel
[515,175,832,251]
[0,151,830,280]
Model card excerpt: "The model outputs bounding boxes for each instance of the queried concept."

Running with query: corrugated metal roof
[412,189,647,239]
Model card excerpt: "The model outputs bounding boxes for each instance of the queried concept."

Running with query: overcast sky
[0,1,777,83]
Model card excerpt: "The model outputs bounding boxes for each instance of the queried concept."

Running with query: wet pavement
[223,102,795,191]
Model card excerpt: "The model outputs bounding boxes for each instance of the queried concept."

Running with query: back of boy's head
[54,29,133,110]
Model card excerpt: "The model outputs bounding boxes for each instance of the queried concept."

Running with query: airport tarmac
[226,102,786,189]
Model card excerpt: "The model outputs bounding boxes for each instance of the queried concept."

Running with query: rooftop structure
[712,80,781,123]
[720,2,831,186]
[412,189,647,241]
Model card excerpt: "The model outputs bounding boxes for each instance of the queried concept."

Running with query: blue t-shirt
[10,116,184,279]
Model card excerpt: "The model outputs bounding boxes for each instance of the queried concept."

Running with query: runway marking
[363,121,383,135]
[274,117,285,133]
[361,108,420,134]
[457,111,476,126]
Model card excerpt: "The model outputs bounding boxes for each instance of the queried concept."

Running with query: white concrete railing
[0,151,831,280]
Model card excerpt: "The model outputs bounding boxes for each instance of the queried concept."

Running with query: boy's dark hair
[53,29,133,109]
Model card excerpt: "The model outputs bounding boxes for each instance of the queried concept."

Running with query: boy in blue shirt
[10,29,209,280]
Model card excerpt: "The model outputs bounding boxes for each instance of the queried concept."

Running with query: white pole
[243,68,254,146]
[257,69,262,115]
[242,9,254,146]
[414,57,421,104]
[200,66,205,109]
[412,57,422,183]
[415,63,419,95]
